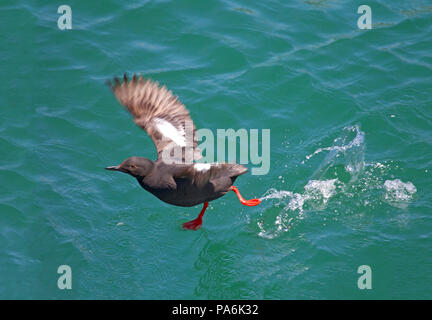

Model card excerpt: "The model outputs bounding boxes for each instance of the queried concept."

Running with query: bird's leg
[230,186,261,206]
[182,202,209,230]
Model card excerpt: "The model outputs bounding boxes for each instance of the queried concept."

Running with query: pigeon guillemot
[105,74,261,230]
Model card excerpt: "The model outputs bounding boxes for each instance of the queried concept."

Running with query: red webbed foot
[182,202,209,231]
[230,186,261,206]
[182,217,203,230]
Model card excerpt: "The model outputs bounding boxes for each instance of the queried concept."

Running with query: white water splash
[257,125,418,239]
[304,179,338,204]
[257,179,339,239]
[260,189,293,201]
[383,179,417,207]
[302,125,365,165]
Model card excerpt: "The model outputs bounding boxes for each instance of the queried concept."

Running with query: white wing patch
[153,118,186,147]
[194,163,211,171]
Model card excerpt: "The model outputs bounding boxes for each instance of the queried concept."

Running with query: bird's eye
[130,165,136,168]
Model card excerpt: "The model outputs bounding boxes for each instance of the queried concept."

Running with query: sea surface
[1,0,431,299]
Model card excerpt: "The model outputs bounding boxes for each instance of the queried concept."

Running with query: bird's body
[138,161,246,207]
[106,74,260,230]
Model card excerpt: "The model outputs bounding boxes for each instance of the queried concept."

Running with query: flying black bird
[106,74,260,230]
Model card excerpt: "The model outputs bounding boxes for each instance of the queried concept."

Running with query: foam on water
[258,179,340,239]
[257,125,418,239]
[383,179,417,208]
[304,179,338,204]
[302,125,365,165]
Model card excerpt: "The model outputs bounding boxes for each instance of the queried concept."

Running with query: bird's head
[105,157,153,178]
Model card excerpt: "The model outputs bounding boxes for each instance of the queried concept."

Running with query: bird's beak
[105,165,121,171]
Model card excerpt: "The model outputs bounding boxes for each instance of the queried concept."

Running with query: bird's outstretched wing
[108,74,202,163]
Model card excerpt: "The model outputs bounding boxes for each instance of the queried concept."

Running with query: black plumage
[106,74,260,230]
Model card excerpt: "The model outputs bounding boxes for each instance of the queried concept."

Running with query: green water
[1,0,431,299]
